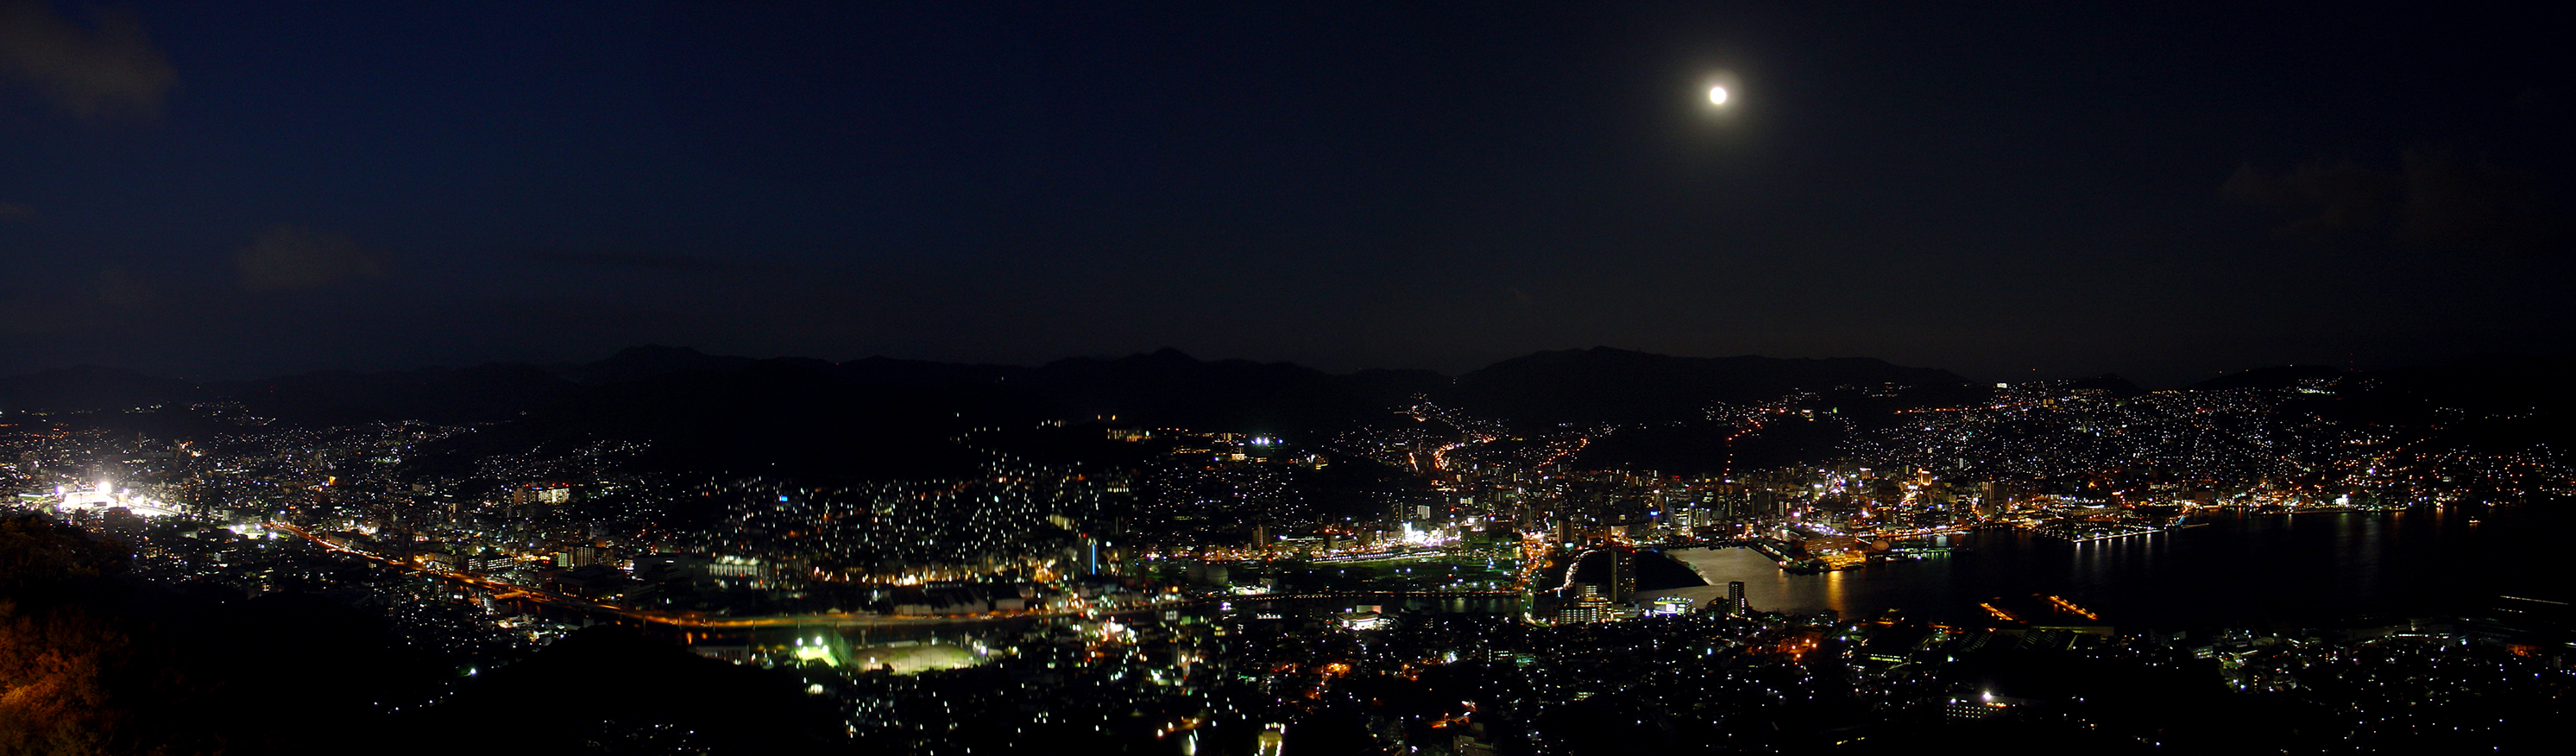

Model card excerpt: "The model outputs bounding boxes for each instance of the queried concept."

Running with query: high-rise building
[1728,581,1748,614]
[1609,548,1637,601]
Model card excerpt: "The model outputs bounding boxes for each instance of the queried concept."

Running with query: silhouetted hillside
[417,357,1035,482]
[2313,355,2576,460]
[1017,348,1385,433]
[1439,347,1975,429]
[1,514,444,756]
[213,362,583,425]
[2064,374,2147,398]
[26,347,2574,488]
[836,349,1443,434]
[570,343,762,385]
[2187,365,2349,392]
[1571,414,1855,477]
[403,625,841,755]
[413,348,1434,483]
[0,366,206,411]
[2193,356,2576,425]
[2342,354,2576,416]
[1337,367,1452,406]
[831,354,1020,388]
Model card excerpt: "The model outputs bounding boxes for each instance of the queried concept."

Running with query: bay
[1644,506,2569,629]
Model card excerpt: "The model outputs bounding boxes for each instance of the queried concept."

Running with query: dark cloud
[2223,148,2565,255]
[2220,158,2398,243]
[235,225,385,291]
[2399,148,2560,254]
[0,202,29,220]
[0,1,178,118]
[526,250,764,273]
[95,268,153,307]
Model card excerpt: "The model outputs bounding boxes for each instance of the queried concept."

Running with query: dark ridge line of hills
[0,345,1984,431]
[4,345,2572,485]
[3,345,2572,432]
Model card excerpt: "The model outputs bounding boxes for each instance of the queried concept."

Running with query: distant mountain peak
[2065,373,2147,397]
[2186,365,2350,392]
[1452,347,1975,429]
[602,344,709,360]
[573,344,755,386]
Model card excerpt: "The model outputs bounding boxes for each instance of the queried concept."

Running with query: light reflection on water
[1643,506,2566,628]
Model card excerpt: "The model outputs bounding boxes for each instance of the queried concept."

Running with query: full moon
[1708,85,1729,105]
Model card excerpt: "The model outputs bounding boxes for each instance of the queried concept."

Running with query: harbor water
[1645,506,2569,628]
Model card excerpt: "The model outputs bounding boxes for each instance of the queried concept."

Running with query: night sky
[4,1,2569,386]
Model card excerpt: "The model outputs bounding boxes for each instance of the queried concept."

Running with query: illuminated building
[557,545,613,568]
[1609,548,1635,601]
[1452,723,1501,756]
[1257,723,1286,756]
[1944,690,2028,721]
[1556,583,1613,624]
[510,482,575,514]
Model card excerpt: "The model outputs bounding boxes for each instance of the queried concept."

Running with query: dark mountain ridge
[413,356,1028,482]
[211,362,583,426]
[11,348,2572,486]
[0,365,209,411]
[2186,365,2350,392]
[1443,347,1976,429]
[564,343,762,385]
